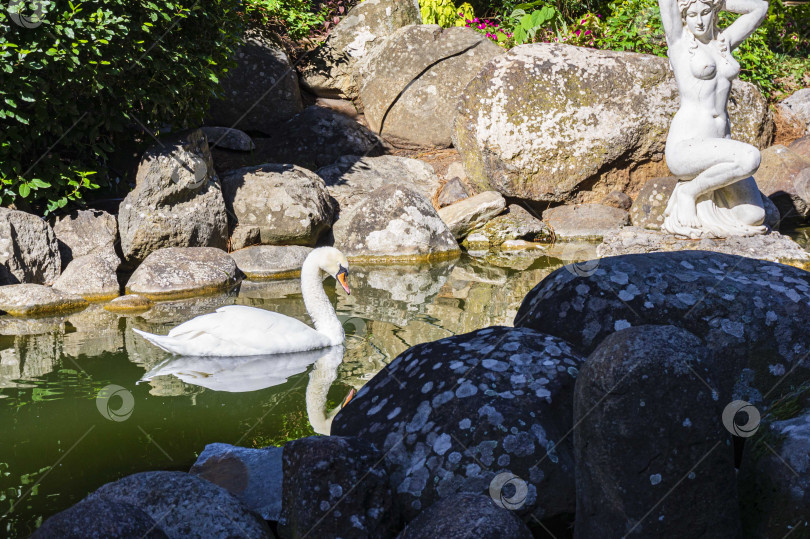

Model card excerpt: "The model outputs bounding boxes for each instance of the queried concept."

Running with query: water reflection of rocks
[0,252,563,402]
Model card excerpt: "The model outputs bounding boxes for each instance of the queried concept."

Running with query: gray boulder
[278,436,396,538]
[125,247,240,300]
[332,326,585,523]
[574,325,740,537]
[791,135,810,160]
[200,126,255,151]
[778,88,810,133]
[190,443,283,521]
[118,129,228,265]
[600,190,633,210]
[220,164,334,247]
[52,254,120,301]
[438,191,506,239]
[319,155,442,217]
[0,208,60,285]
[0,284,87,317]
[437,177,470,208]
[543,203,630,241]
[258,106,388,169]
[89,471,271,539]
[398,493,533,539]
[33,497,168,539]
[462,204,552,249]
[207,30,302,134]
[754,144,810,224]
[514,251,810,403]
[356,25,504,148]
[453,43,771,204]
[332,183,459,261]
[230,245,313,280]
[299,0,421,99]
[52,209,118,267]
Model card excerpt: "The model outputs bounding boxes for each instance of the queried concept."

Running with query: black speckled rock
[89,471,271,539]
[397,492,532,539]
[278,435,396,539]
[515,251,810,406]
[332,326,585,523]
[33,497,168,539]
[739,403,810,537]
[574,325,741,538]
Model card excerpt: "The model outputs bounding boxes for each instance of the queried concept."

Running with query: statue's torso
[667,34,740,143]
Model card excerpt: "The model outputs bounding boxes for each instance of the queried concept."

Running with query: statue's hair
[678,0,725,25]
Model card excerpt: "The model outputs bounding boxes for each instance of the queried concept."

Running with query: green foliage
[0,0,243,214]
[508,3,562,45]
[598,0,666,55]
[243,0,327,39]
[420,0,474,27]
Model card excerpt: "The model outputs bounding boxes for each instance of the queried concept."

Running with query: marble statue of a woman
[659,0,770,238]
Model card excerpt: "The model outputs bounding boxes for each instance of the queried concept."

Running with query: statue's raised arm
[657,0,771,239]
[722,0,769,50]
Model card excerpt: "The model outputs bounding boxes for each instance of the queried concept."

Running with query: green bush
[0,0,243,214]
[243,0,327,39]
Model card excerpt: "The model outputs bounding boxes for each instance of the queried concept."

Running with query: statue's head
[679,0,724,39]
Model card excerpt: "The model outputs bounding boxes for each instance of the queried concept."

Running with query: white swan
[305,346,356,435]
[133,247,351,356]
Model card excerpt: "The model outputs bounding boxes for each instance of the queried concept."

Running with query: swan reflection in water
[139,345,353,435]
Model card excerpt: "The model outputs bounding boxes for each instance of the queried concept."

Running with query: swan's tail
[133,328,183,355]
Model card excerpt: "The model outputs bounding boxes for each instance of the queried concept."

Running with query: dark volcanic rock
[397,492,533,539]
[514,251,810,405]
[332,326,585,523]
[278,435,396,538]
[574,325,740,538]
[33,497,168,539]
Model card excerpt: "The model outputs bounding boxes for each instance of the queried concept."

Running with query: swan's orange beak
[336,270,350,295]
[342,388,356,407]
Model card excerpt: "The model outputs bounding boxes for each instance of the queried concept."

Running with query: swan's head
[314,247,350,295]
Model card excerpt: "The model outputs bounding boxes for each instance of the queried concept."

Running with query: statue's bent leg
[663,138,763,237]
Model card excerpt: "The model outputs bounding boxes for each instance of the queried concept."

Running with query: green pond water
[0,249,572,537]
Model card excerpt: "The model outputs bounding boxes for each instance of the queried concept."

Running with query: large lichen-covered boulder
[118,129,228,265]
[89,471,272,539]
[332,326,586,523]
[0,208,61,286]
[125,247,240,300]
[356,25,504,149]
[318,155,442,217]
[299,0,422,99]
[514,251,810,405]
[453,43,772,204]
[331,184,459,262]
[575,325,740,537]
[206,30,302,134]
[220,164,334,247]
[754,144,810,224]
[778,88,810,134]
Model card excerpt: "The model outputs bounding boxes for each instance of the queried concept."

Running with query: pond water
[0,249,571,537]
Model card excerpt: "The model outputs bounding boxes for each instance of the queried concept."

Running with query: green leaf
[18,184,30,198]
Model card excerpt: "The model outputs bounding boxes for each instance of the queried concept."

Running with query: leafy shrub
[420,0,474,27]
[0,0,243,214]
[461,16,513,46]
[244,0,327,39]
[598,0,666,55]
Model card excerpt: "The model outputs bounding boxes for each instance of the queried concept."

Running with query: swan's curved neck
[301,256,344,346]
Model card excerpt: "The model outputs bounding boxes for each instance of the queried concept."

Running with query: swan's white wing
[136,305,331,356]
